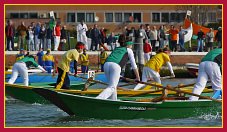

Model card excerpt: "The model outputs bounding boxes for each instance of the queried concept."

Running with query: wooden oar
[121,76,222,103]
[74,75,130,91]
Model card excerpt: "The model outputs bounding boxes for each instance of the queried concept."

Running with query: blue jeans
[101,64,104,72]
[179,39,185,51]
[81,65,88,73]
[197,39,204,52]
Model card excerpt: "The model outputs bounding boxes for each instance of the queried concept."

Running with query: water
[5,79,222,127]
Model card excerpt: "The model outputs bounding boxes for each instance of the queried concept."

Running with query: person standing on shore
[100,47,108,72]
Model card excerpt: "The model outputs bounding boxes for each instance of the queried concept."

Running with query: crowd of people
[6,19,222,52]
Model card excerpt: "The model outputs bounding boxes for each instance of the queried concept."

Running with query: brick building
[5,5,222,33]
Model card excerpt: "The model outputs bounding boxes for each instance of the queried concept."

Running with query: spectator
[90,24,101,51]
[100,27,107,44]
[197,29,205,52]
[143,38,152,63]
[206,28,214,52]
[178,26,187,52]
[27,26,35,51]
[149,26,158,51]
[17,21,27,50]
[77,20,88,49]
[53,21,61,51]
[215,27,222,48]
[169,26,179,52]
[39,24,46,50]
[107,32,116,51]
[59,25,67,51]
[145,24,151,42]
[34,22,41,51]
[46,24,52,50]
[5,19,15,51]
[158,25,166,49]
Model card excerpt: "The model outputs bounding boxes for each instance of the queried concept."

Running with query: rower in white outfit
[189,48,222,100]
[134,48,175,90]
[96,34,140,101]
[8,55,47,86]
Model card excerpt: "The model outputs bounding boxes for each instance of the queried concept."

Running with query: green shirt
[17,56,39,68]
[201,48,222,62]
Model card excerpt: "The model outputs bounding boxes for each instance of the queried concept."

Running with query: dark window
[170,13,178,22]
[133,13,141,22]
[179,13,186,22]
[20,13,28,19]
[208,12,216,22]
[77,13,85,22]
[105,13,113,22]
[115,13,122,22]
[10,13,19,19]
[86,13,94,22]
[67,13,75,22]
[124,13,132,22]
[161,13,169,22]
[29,13,38,19]
[152,13,160,22]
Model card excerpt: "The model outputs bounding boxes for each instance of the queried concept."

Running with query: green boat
[5,81,214,104]
[33,88,222,120]
[5,81,95,104]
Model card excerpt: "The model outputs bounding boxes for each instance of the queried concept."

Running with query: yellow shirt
[145,52,170,72]
[58,49,80,72]
[100,51,108,64]
[80,53,89,66]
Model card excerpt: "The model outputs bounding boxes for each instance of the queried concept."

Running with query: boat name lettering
[119,106,146,111]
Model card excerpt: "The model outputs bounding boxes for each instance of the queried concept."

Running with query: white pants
[28,38,35,51]
[8,62,29,86]
[144,53,151,63]
[96,62,121,100]
[46,39,51,50]
[35,35,40,51]
[54,36,60,51]
[189,61,222,100]
[134,67,161,90]
[78,33,88,49]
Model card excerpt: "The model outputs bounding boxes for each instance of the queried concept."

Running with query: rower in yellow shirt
[55,42,84,89]
[134,47,175,90]
[80,49,89,73]
[100,47,108,72]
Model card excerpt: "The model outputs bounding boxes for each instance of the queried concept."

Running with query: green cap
[125,41,134,45]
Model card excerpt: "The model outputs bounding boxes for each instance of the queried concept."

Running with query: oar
[121,76,222,103]
[74,75,130,91]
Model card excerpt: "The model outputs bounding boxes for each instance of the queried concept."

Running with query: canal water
[5,79,222,127]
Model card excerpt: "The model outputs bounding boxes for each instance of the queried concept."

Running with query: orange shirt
[169,29,179,41]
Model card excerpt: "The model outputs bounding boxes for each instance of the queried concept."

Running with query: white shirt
[77,23,88,35]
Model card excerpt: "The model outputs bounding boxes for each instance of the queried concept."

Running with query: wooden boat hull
[33,88,222,120]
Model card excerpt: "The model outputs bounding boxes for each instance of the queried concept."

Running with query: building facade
[5,5,222,32]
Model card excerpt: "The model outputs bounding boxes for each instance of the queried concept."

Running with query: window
[105,13,113,22]
[115,13,122,22]
[133,13,141,22]
[29,13,38,19]
[48,12,57,18]
[152,13,160,22]
[208,12,216,22]
[10,13,19,19]
[67,13,75,22]
[86,13,94,22]
[20,13,28,19]
[170,13,178,22]
[124,13,132,22]
[77,13,85,22]
[199,12,207,24]
[161,13,169,23]
[178,13,186,22]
